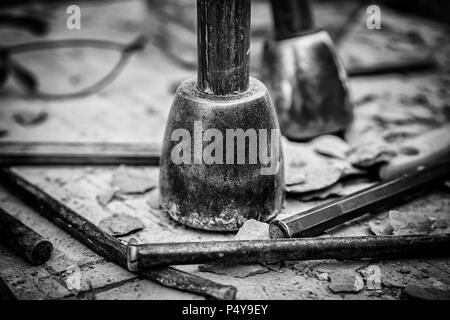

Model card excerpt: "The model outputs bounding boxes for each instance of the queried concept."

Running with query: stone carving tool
[270,123,450,238]
[261,0,353,141]
[126,234,450,270]
[0,168,237,300]
[270,160,450,239]
[0,206,53,265]
[159,0,284,231]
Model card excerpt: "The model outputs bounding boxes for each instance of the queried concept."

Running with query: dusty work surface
[0,0,449,300]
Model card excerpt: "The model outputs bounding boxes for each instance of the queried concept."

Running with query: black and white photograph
[0,0,449,306]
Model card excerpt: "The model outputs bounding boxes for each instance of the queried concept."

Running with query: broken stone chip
[348,144,397,169]
[389,210,433,236]
[234,219,270,240]
[198,263,269,278]
[312,135,352,160]
[99,214,144,237]
[328,271,365,294]
[284,139,344,193]
[297,183,344,201]
[96,188,119,206]
[146,188,161,210]
[13,110,48,126]
[369,219,394,236]
[112,166,158,195]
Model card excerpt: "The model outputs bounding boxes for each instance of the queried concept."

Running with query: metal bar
[0,168,237,300]
[270,162,450,239]
[127,234,450,270]
[0,142,160,166]
[0,206,53,265]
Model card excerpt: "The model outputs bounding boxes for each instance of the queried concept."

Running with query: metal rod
[270,0,314,41]
[197,0,250,95]
[270,162,450,238]
[0,168,237,300]
[0,206,53,265]
[0,142,160,166]
[127,234,450,270]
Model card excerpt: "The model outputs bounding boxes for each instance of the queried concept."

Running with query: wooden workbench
[0,0,449,300]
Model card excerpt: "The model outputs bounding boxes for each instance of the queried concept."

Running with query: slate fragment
[389,210,433,236]
[312,135,352,160]
[198,264,269,278]
[13,110,48,126]
[348,144,397,169]
[283,139,345,193]
[328,271,365,293]
[96,188,118,206]
[146,188,161,210]
[112,167,157,195]
[368,219,394,236]
[99,214,144,237]
[234,219,270,240]
[298,183,344,201]
[315,272,329,282]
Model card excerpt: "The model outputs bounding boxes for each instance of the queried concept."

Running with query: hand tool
[269,161,450,239]
[159,0,284,231]
[261,0,353,141]
[126,234,450,270]
[0,206,53,265]
[0,141,160,166]
[0,168,237,300]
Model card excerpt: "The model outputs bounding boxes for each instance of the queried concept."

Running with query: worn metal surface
[270,162,450,239]
[160,78,285,231]
[160,0,284,231]
[0,206,53,265]
[0,168,237,300]
[261,28,353,140]
[128,234,450,269]
[0,0,449,300]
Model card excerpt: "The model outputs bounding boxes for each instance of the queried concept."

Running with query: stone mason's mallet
[159,0,284,232]
[261,0,353,141]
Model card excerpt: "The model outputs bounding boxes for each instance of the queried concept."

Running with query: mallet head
[262,0,353,141]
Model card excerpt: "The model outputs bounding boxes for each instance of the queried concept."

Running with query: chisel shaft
[127,234,450,270]
[270,162,450,239]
